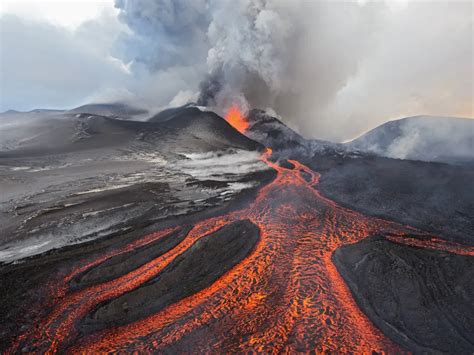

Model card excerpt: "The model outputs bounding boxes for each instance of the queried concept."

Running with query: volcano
[348,115,474,165]
[0,105,473,353]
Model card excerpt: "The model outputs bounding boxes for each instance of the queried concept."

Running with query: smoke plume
[114,0,472,141]
[3,0,469,142]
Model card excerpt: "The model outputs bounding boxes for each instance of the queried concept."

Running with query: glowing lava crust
[8,110,474,353]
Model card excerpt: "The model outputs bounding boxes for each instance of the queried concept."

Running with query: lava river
[8,120,474,353]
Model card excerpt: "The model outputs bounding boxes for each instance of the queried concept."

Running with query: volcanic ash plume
[114,0,473,141]
[115,0,293,113]
[197,0,293,109]
[112,0,385,136]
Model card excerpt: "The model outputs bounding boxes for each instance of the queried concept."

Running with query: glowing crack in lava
[225,105,249,133]
[8,149,474,353]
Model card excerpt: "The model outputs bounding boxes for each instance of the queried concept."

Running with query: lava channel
[8,147,473,354]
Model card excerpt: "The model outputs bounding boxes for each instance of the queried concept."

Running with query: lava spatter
[8,148,471,354]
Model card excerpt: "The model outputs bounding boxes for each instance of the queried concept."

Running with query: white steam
[113,0,472,141]
[2,0,472,141]
[349,116,474,164]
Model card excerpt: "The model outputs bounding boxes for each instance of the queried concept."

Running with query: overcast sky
[0,0,472,141]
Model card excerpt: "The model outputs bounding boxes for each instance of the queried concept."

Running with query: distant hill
[348,116,474,164]
[148,103,197,123]
[0,106,262,157]
[149,105,262,152]
[245,109,347,161]
[68,103,148,119]
[0,103,147,121]
[0,109,64,115]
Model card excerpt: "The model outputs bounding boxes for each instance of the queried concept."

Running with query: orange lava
[225,106,249,133]
[8,147,474,353]
[386,234,474,256]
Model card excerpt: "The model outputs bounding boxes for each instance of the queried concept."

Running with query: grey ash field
[0,104,473,353]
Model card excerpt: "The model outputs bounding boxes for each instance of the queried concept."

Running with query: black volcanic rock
[246,109,307,151]
[84,219,260,331]
[333,235,474,353]
[315,155,474,244]
[278,159,295,169]
[149,105,263,152]
[245,109,345,161]
[347,116,474,165]
[71,226,193,290]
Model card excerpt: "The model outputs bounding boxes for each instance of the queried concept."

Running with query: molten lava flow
[386,234,474,256]
[8,147,474,353]
[225,106,249,133]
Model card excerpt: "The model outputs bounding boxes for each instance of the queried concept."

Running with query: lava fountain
[225,106,249,134]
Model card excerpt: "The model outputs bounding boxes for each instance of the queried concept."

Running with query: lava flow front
[8,144,473,353]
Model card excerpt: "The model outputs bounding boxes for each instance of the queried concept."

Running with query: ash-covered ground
[0,107,267,263]
[1,104,473,353]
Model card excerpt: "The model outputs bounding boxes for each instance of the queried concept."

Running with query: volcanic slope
[347,115,474,165]
[0,107,269,263]
[148,105,262,152]
[245,110,474,244]
[2,106,473,353]
[245,109,339,156]
[333,235,474,353]
[1,107,261,157]
[1,106,473,354]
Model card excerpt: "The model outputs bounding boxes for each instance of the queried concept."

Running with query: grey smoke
[115,0,210,71]
[114,0,472,141]
[348,116,474,164]
[1,1,472,141]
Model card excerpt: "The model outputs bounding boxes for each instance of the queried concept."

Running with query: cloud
[0,9,128,111]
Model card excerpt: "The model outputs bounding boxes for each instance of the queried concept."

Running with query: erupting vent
[225,106,249,134]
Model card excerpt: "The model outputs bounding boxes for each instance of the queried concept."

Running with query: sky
[0,0,472,141]
[0,0,113,29]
